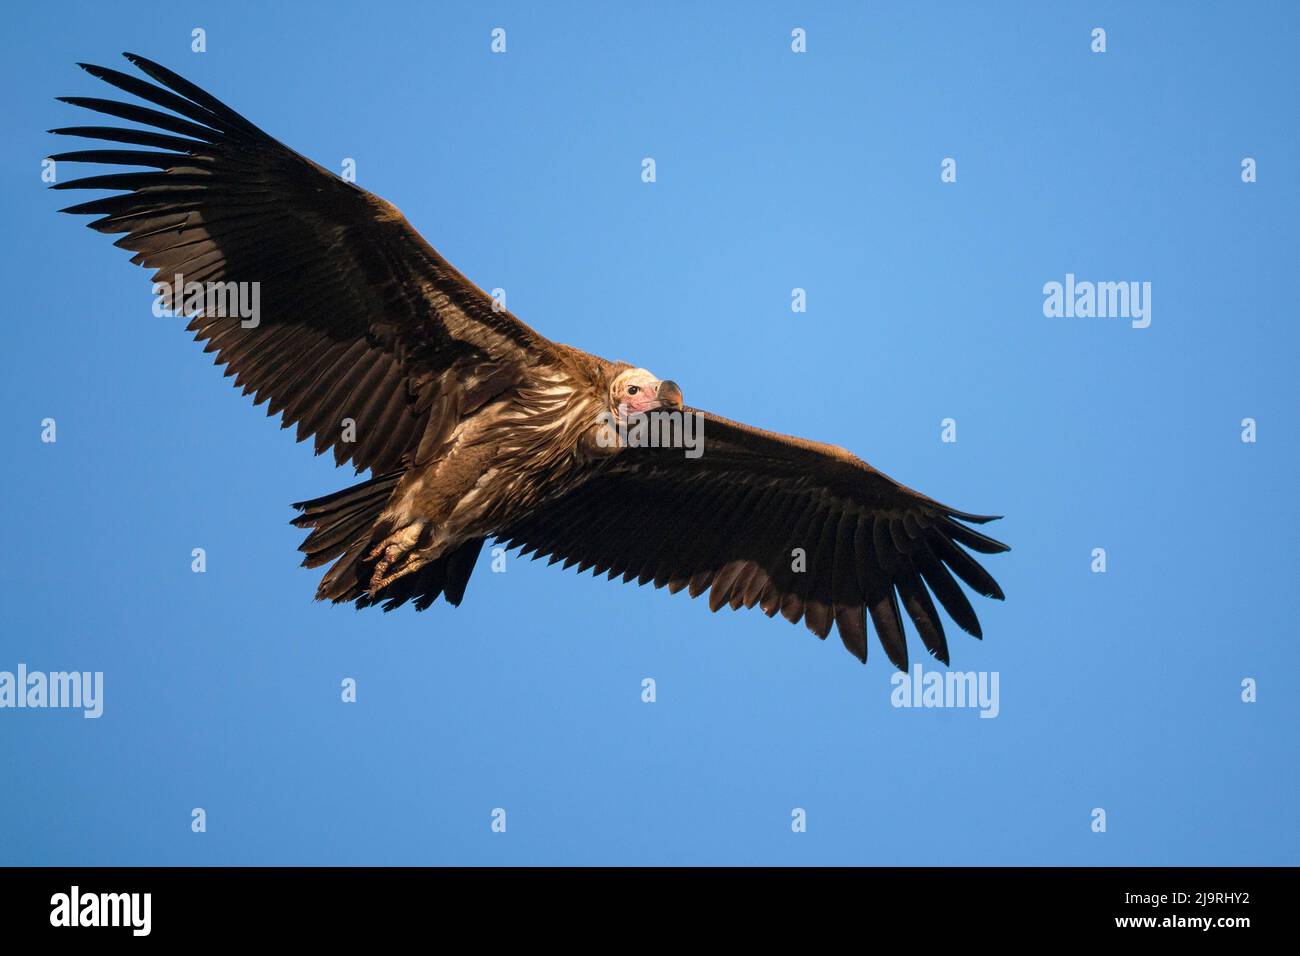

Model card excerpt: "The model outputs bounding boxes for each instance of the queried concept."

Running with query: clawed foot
[365,522,427,593]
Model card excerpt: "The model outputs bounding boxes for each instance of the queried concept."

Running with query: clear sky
[1,1,1295,865]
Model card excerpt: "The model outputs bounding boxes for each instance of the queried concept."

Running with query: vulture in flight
[52,54,1009,670]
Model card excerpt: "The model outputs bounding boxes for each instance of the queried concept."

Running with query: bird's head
[609,367,683,419]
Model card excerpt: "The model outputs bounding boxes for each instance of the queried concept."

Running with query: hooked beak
[656,379,683,410]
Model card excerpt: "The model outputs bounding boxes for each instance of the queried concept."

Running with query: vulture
[51,54,1009,670]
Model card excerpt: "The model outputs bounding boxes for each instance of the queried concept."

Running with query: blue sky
[1,0,1295,865]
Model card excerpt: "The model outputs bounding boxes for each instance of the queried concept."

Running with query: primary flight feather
[52,54,1009,670]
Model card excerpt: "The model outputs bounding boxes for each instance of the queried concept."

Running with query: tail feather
[290,472,484,610]
[292,471,401,572]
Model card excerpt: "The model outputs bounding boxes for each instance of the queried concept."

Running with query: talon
[370,552,431,594]
[363,522,425,594]
[368,545,402,591]
[370,569,398,593]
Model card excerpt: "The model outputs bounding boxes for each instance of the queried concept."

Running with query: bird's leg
[365,521,427,593]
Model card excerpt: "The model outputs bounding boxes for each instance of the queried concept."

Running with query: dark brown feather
[55,53,563,481]
[497,411,1008,670]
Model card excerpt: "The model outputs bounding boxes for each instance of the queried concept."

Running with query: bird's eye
[626,385,639,395]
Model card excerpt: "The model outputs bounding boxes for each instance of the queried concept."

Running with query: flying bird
[52,54,1009,670]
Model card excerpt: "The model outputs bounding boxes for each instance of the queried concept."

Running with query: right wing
[52,53,560,475]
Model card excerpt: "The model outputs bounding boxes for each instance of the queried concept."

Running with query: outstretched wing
[498,411,1009,669]
[52,53,559,475]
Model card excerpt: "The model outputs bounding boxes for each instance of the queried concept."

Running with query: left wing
[498,410,1009,669]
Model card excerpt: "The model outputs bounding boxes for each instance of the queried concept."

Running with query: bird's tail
[290,472,484,611]
[291,472,401,601]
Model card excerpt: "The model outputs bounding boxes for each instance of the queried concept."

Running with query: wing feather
[55,54,560,476]
[498,410,1008,670]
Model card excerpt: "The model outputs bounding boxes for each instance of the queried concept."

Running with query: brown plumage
[53,54,1009,670]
